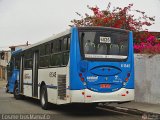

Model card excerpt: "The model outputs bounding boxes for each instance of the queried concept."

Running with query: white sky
[0,0,160,50]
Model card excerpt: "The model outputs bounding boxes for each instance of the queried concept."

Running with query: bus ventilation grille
[58,75,66,100]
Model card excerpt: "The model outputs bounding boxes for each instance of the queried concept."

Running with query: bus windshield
[79,29,129,61]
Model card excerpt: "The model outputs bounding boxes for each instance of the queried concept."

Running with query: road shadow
[2,95,141,120]
[20,96,124,117]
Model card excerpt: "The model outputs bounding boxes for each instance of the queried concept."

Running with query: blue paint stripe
[23,83,32,85]
[46,85,57,89]
[23,83,57,89]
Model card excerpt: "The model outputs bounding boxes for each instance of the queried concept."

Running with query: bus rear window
[79,30,129,61]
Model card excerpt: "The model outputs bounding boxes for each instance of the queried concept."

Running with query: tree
[70,3,159,53]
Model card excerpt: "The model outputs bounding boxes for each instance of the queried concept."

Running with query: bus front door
[19,56,24,94]
[32,51,39,98]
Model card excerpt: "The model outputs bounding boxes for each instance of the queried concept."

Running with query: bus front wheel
[13,83,21,99]
[6,83,9,93]
[40,85,48,110]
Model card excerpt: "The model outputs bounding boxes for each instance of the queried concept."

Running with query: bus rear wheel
[13,83,21,99]
[40,85,48,110]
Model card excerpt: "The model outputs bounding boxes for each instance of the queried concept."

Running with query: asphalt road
[0,80,141,120]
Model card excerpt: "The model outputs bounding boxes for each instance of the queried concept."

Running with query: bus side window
[51,42,54,53]
[57,54,63,66]
[40,45,45,56]
[61,36,70,65]
[45,44,50,55]
[50,34,70,67]
[67,37,70,50]
[50,40,60,53]
[50,54,62,66]
[62,36,70,51]
[63,52,69,65]
[15,56,20,69]
[24,51,33,69]
[39,55,49,67]
[55,40,61,52]
[25,59,33,69]
[62,37,68,51]
[50,54,55,66]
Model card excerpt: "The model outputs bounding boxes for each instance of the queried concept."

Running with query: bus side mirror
[7,64,12,76]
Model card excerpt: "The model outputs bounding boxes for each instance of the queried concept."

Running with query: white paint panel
[38,66,70,104]
[23,70,32,97]
[70,88,134,103]
[23,70,32,83]
[47,88,57,103]
[70,90,85,103]
[23,85,32,97]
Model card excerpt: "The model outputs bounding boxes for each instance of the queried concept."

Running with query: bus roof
[12,49,23,56]
[78,26,130,32]
[23,28,71,51]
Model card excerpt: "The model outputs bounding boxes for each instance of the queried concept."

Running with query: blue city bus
[7,27,134,109]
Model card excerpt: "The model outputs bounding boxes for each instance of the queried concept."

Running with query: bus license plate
[100,37,111,43]
[100,84,111,88]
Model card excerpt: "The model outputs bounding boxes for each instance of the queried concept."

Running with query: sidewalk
[103,101,160,115]
[0,80,7,88]
[0,80,7,94]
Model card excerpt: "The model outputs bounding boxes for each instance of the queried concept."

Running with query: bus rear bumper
[70,88,134,103]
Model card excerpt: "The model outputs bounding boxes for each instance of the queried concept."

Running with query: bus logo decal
[115,75,118,79]
[24,73,31,79]
[87,76,98,82]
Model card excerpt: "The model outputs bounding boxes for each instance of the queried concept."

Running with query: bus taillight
[81,77,84,81]
[121,94,126,96]
[127,73,130,77]
[79,73,83,77]
[86,95,91,98]
[79,73,85,82]
[125,78,129,81]
[125,72,130,82]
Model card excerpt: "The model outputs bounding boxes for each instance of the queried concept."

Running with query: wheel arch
[39,81,49,110]
[39,81,46,97]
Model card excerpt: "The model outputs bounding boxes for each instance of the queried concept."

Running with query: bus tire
[40,85,48,110]
[13,83,21,99]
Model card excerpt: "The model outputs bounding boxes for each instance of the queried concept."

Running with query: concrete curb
[99,104,160,116]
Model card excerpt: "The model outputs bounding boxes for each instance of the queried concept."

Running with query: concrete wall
[135,54,160,104]
[0,51,11,81]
